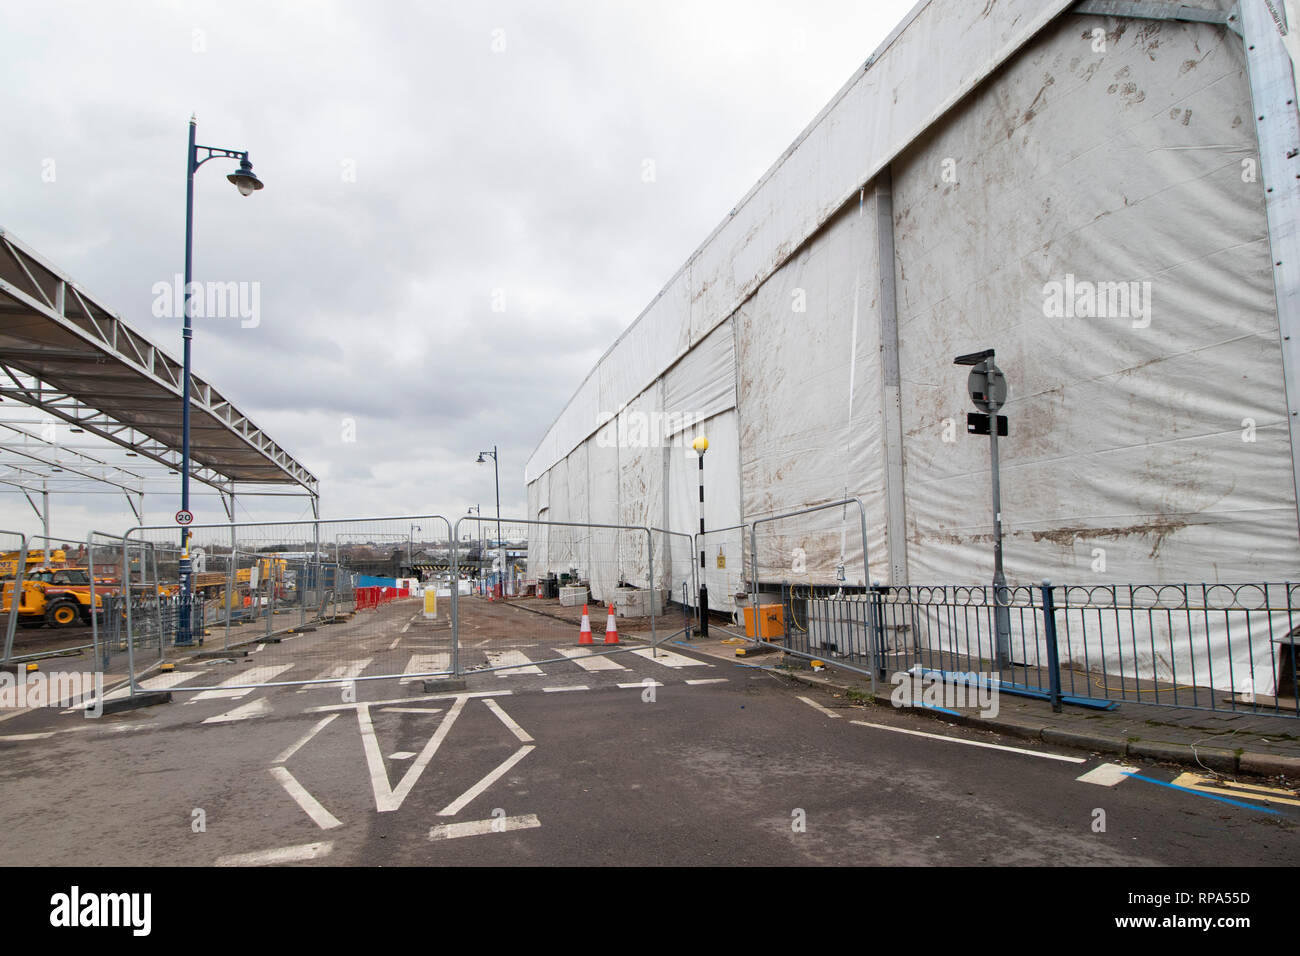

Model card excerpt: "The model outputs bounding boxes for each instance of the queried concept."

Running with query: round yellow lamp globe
[692,436,709,453]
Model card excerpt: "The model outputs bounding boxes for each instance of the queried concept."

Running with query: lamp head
[691,435,709,453]
[227,158,264,196]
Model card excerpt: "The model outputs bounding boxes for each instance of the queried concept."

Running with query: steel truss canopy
[0,227,318,497]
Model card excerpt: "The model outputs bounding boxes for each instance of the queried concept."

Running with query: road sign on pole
[175,509,194,526]
[955,349,1012,669]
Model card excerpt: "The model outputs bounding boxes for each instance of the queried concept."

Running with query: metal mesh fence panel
[120,515,451,693]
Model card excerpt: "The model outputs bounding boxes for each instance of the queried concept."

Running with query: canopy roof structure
[0,227,317,518]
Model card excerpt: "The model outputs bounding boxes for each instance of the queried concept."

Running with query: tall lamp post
[177,116,264,647]
[476,448,504,598]
[409,524,421,580]
[467,504,482,590]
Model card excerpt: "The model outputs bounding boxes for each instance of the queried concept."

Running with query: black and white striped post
[692,435,709,637]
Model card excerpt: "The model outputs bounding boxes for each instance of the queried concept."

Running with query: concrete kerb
[680,638,1300,783]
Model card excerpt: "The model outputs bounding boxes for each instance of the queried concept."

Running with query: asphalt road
[0,600,1296,867]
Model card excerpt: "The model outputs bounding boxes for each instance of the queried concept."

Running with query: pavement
[0,594,1296,866]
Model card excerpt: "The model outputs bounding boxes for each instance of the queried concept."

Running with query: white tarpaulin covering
[526,1,1300,691]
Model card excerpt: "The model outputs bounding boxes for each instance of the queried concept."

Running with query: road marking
[296,658,373,693]
[274,714,339,764]
[618,680,663,689]
[542,685,589,693]
[359,696,467,812]
[306,690,509,713]
[388,636,402,649]
[380,706,445,714]
[555,647,626,671]
[630,648,712,668]
[686,678,729,686]
[797,695,842,718]
[483,698,534,742]
[215,842,333,866]
[71,669,209,712]
[0,731,56,741]
[1127,774,1285,815]
[437,745,535,817]
[1077,763,1137,787]
[269,766,342,830]
[399,652,451,683]
[1169,772,1300,808]
[485,649,544,675]
[401,617,416,634]
[848,720,1087,763]
[429,813,541,840]
[203,697,273,724]
[192,665,295,700]
[389,750,416,760]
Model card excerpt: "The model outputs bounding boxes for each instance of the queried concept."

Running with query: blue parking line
[1127,774,1284,815]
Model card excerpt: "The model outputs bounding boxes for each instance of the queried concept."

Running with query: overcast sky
[0,0,918,540]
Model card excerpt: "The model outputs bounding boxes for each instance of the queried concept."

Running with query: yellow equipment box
[743,603,784,639]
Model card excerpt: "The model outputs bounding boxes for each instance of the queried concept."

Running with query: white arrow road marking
[203,697,272,724]
[483,698,533,742]
[269,766,342,830]
[849,720,1087,763]
[358,695,467,812]
[274,714,339,764]
[555,647,626,671]
[192,665,294,700]
[429,814,541,840]
[630,648,712,668]
[1076,763,1138,787]
[797,696,842,718]
[437,745,535,817]
[215,842,333,866]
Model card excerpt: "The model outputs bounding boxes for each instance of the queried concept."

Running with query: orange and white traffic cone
[604,603,620,645]
[578,605,593,645]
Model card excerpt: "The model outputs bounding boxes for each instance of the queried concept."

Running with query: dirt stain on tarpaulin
[918,516,1189,559]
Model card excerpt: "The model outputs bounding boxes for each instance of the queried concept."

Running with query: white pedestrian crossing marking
[1076,763,1138,787]
[399,653,451,683]
[192,665,295,700]
[204,698,272,724]
[630,648,711,669]
[556,647,626,671]
[485,649,543,675]
[70,669,208,712]
[297,658,373,692]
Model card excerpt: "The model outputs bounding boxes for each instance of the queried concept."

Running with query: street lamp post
[177,116,264,647]
[409,524,421,580]
[467,505,481,591]
[476,448,504,598]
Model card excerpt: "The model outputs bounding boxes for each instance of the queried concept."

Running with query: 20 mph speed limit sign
[175,510,194,526]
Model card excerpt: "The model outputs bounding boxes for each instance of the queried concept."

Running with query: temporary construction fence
[114,515,448,694]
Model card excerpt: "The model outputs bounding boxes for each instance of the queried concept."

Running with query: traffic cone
[578,605,593,645]
[604,603,619,645]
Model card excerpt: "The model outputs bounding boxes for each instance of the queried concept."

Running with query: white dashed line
[797,696,842,718]
[429,814,540,840]
[849,720,1087,763]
